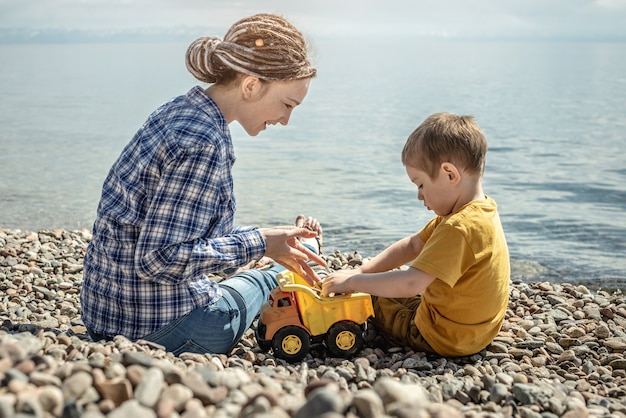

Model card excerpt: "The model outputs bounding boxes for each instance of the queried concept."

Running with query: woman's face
[238,78,311,136]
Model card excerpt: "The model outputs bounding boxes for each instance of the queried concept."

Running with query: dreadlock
[186,13,316,84]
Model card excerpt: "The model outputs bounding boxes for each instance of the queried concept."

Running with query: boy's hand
[321,268,361,297]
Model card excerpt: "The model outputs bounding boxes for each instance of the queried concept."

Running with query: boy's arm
[322,232,431,298]
[322,266,435,298]
[360,232,425,273]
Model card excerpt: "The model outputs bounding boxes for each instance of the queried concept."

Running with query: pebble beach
[1,228,625,418]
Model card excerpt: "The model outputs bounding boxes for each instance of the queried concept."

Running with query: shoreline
[1,228,626,417]
[1,226,624,293]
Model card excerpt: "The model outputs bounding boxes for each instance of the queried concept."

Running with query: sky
[1,0,626,41]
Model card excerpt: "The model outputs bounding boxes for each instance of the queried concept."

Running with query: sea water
[0,38,625,287]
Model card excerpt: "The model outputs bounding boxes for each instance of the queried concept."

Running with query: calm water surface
[1,39,625,287]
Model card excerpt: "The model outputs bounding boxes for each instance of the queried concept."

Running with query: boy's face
[405,164,458,216]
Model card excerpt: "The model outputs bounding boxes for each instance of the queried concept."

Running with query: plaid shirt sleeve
[99,87,265,285]
[133,143,266,284]
[133,105,265,284]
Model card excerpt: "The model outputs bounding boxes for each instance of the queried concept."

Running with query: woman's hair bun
[185,13,316,84]
[185,36,222,84]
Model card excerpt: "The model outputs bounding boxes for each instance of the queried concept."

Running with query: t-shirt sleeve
[412,222,476,288]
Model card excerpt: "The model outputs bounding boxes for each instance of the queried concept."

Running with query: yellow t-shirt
[412,195,510,357]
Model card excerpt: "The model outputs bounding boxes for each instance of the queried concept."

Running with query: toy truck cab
[255,270,374,362]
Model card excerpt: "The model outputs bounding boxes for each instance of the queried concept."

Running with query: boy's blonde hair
[401,112,487,179]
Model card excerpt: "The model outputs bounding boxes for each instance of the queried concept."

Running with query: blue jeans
[141,264,283,355]
[87,244,318,355]
[88,265,284,355]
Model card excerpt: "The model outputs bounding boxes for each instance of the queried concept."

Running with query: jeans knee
[226,269,278,293]
[171,339,213,356]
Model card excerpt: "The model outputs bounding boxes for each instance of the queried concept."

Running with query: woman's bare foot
[295,214,323,255]
[224,256,275,278]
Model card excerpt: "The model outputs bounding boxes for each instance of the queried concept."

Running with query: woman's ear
[240,75,260,100]
[441,162,461,185]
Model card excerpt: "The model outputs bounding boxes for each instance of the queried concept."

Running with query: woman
[80,13,324,355]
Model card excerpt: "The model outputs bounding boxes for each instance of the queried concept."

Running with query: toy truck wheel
[254,321,271,352]
[272,326,311,362]
[326,321,364,358]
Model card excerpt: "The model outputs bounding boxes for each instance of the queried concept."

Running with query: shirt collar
[186,86,230,136]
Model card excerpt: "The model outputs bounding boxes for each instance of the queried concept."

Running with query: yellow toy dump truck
[255,270,374,362]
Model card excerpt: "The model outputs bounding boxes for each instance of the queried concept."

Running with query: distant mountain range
[1,26,623,44]
[0,27,209,44]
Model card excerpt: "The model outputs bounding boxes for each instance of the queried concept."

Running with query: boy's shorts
[371,295,435,354]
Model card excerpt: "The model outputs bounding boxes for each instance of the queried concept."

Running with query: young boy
[322,112,510,357]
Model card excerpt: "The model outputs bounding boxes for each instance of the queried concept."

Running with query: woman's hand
[321,268,362,297]
[260,226,326,285]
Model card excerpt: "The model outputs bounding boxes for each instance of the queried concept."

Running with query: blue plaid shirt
[81,86,265,340]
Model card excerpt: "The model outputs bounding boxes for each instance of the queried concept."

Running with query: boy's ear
[241,75,260,100]
[441,162,461,185]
